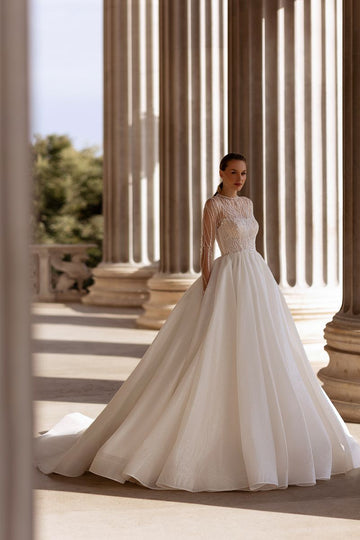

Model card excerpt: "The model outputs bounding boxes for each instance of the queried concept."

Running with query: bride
[34,152,360,492]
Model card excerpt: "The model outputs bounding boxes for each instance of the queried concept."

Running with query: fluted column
[137,0,228,329]
[318,0,360,422]
[84,0,160,307]
[0,1,33,538]
[229,0,342,342]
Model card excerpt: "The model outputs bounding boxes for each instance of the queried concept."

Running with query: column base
[281,285,342,344]
[318,318,360,423]
[82,262,158,308]
[136,272,198,329]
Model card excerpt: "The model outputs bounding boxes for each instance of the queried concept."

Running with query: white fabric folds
[34,195,360,492]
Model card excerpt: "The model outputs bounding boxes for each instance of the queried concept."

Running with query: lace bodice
[200,194,259,291]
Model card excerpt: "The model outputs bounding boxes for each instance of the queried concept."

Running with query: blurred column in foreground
[84,0,160,307]
[0,0,33,539]
[319,0,360,422]
[137,0,228,328]
[229,0,342,343]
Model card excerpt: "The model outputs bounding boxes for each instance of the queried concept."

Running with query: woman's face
[219,160,247,192]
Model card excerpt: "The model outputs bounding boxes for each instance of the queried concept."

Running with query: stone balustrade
[30,244,96,302]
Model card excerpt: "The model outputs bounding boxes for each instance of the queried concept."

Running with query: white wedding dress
[34,194,360,492]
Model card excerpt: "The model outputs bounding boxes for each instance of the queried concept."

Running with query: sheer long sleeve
[200,199,217,292]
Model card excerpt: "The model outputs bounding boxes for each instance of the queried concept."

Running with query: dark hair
[214,152,247,196]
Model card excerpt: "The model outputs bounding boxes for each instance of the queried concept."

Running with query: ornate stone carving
[30,244,95,302]
[50,253,92,294]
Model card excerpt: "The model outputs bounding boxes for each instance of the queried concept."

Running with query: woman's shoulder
[203,195,219,208]
[202,196,223,221]
[239,196,254,210]
[239,195,253,204]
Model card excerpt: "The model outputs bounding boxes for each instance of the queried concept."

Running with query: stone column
[137,0,228,329]
[318,0,360,422]
[83,0,160,307]
[0,1,33,539]
[229,0,342,342]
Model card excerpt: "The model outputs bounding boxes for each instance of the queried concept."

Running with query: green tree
[31,134,103,268]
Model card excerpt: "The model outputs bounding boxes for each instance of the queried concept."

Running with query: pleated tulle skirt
[34,249,360,492]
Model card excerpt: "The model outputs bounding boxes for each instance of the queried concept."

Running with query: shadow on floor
[32,303,143,314]
[31,313,142,329]
[33,376,123,404]
[32,339,150,357]
[62,304,144,316]
[33,467,360,520]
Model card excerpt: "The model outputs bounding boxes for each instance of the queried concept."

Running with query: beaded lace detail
[200,194,259,291]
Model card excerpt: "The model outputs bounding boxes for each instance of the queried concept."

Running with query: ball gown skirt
[34,248,360,492]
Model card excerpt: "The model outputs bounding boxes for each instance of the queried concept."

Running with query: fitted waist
[220,246,257,257]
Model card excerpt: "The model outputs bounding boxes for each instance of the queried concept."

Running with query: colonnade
[86,0,229,327]
[229,0,343,336]
[1,2,360,538]
[138,0,228,327]
[86,0,360,420]
[89,0,343,334]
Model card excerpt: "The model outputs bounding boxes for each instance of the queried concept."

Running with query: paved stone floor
[32,303,360,540]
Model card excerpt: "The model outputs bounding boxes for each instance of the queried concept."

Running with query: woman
[34,153,360,492]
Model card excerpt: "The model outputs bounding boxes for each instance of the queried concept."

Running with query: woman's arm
[200,199,217,292]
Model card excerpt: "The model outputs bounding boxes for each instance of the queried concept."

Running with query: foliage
[31,134,103,268]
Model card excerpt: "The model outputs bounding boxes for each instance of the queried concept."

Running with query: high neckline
[217,193,240,199]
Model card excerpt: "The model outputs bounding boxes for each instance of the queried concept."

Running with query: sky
[30,0,103,151]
